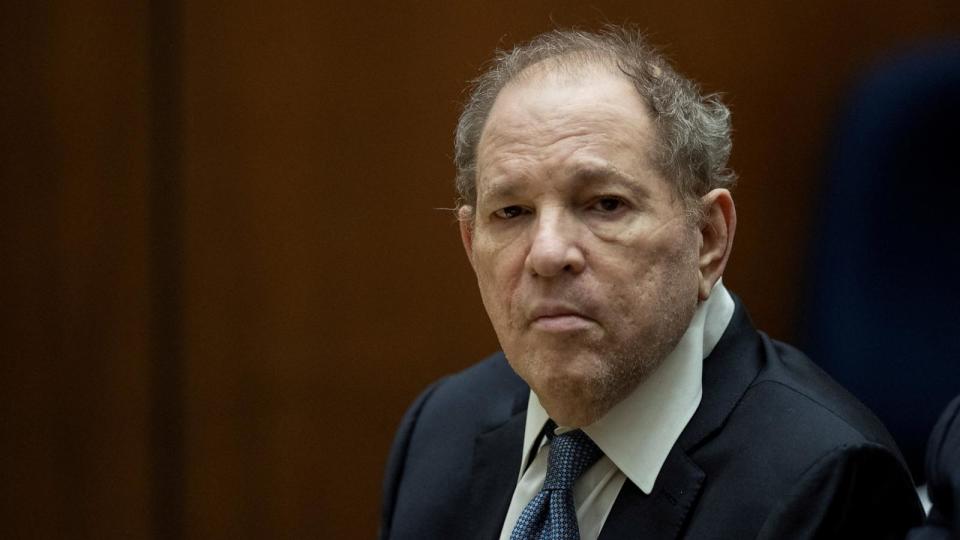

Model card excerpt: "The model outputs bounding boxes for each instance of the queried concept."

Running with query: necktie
[510,427,603,540]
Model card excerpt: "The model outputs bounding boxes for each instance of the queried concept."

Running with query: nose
[524,211,586,277]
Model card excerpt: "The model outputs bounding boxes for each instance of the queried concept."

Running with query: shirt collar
[518,280,735,494]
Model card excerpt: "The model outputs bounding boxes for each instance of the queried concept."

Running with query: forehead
[475,66,660,194]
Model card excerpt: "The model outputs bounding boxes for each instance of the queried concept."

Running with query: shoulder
[687,323,923,537]
[407,352,527,434]
[715,331,910,487]
[695,299,905,471]
[380,352,527,539]
[387,351,526,462]
[744,332,902,453]
[696,328,910,481]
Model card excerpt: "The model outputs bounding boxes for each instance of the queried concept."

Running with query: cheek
[472,238,527,321]
[605,232,700,315]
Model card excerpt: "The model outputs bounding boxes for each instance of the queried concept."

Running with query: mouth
[529,304,596,332]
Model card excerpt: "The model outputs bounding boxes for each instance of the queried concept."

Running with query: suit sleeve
[907,394,960,540]
[378,378,447,540]
[756,443,925,540]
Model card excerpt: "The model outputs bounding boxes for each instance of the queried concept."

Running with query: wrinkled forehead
[494,57,633,116]
[488,61,638,121]
[476,66,658,175]
[478,55,653,147]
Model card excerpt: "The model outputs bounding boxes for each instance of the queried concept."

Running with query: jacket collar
[468,377,530,540]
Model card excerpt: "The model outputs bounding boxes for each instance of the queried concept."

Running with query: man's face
[461,66,703,427]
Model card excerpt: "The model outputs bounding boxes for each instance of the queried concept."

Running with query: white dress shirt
[499,281,735,540]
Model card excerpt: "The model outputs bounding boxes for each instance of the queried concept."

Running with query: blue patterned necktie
[510,427,604,540]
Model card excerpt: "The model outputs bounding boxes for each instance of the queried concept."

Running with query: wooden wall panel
[3,1,959,538]
[1,2,152,538]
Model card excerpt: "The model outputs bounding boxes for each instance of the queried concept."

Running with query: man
[908,395,960,539]
[381,27,923,539]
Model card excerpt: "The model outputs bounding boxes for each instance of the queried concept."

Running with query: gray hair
[453,26,736,218]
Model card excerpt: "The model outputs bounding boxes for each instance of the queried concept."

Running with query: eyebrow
[479,177,525,203]
[478,162,652,203]
[570,163,652,200]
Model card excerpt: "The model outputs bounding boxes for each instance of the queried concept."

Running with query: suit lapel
[599,445,706,540]
[468,388,529,540]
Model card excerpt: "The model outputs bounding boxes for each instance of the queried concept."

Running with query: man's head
[455,27,736,218]
[456,27,737,427]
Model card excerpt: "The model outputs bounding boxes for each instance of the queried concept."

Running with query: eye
[493,205,528,219]
[591,196,627,213]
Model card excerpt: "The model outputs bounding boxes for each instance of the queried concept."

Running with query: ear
[697,189,736,300]
[458,206,476,270]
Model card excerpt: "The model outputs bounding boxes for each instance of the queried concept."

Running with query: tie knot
[542,429,603,490]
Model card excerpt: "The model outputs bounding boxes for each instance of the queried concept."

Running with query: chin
[536,387,608,428]
[510,341,660,427]
[549,404,606,428]
[522,355,616,426]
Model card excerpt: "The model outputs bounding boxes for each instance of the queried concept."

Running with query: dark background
[2,1,958,538]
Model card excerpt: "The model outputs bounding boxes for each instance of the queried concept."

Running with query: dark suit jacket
[381,300,924,539]
[908,394,960,540]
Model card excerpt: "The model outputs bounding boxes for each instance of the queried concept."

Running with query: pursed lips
[528,302,597,332]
